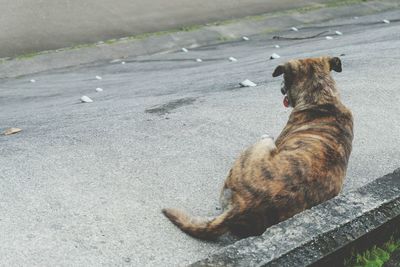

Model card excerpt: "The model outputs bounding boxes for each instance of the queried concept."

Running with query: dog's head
[272,57,342,108]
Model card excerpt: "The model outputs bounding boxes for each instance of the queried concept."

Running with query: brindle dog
[162,56,353,240]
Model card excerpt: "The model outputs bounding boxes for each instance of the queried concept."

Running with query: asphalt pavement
[1,10,400,266]
[0,0,333,57]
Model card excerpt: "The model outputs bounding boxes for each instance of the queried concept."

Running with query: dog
[162,56,353,240]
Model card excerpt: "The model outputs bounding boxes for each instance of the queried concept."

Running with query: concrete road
[1,11,400,266]
[0,0,334,57]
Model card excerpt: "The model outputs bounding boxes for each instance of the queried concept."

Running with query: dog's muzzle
[280,82,290,108]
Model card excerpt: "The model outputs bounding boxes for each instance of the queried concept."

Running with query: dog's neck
[292,75,340,110]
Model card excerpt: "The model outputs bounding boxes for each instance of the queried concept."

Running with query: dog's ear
[329,57,342,72]
[272,65,285,77]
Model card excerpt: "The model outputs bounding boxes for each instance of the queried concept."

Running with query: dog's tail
[162,207,237,240]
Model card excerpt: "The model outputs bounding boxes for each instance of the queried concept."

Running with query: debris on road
[273,31,328,40]
[95,76,102,80]
[95,88,103,92]
[383,19,390,24]
[335,31,343,36]
[121,61,126,64]
[181,48,188,52]
[3,127,22,136]
[80,96,93,103]
[228,57,238,62]
[326,36,333,40]
[239,79,257,87]
[270,53,281,59]
[274,44,280,48]
[30,79,36,83]
[242,36,250,41]
[195,58,203,62]
[290,27,299,32]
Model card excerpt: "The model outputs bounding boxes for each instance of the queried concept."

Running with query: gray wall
[0,0,330,58]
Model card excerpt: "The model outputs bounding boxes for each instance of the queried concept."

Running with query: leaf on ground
[3,127,22,136]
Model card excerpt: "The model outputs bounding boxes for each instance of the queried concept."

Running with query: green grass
[15,51,41,60]
[104,39,117,45]
[345,238,400,267]
[326,0,368,8]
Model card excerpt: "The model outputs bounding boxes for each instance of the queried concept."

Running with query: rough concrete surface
[1,10,400,267]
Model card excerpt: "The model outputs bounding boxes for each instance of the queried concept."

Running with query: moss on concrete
[15,52,41,60]
[326,0,368,8]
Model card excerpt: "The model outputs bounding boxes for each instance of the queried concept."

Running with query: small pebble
[261,134,274,140]
[335,31,343,36]
[325,36,333,40]
[30,79,36,83]
[3,127,22,136]
[181,48,188,53]
[95,76,102,80]
[242,36,250,41]
[95,88,103,92]
[274,44,280,48]
[239,79,257,87]
[195,58,203,62]
[121,61,126,65]
[383,19,390,24]
[290,27,299,32]
[270,53,281,59]
[228,56,238,62]
[80,96,93,103]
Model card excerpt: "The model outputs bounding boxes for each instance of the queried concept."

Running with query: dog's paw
[259,134,276,151]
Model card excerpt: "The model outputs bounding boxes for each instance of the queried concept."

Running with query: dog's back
[163,57,354,240]
[269,102,353,220]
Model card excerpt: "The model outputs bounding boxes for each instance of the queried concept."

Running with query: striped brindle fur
[163,56,354,240]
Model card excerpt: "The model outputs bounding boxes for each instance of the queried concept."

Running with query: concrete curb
[1,0,399,79]
[190,168,400,267]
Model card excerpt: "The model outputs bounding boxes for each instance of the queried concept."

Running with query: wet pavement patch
[145,97,197,115]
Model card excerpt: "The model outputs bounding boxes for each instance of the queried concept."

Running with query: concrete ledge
[1,0,399,79]
[191,168,400,267]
